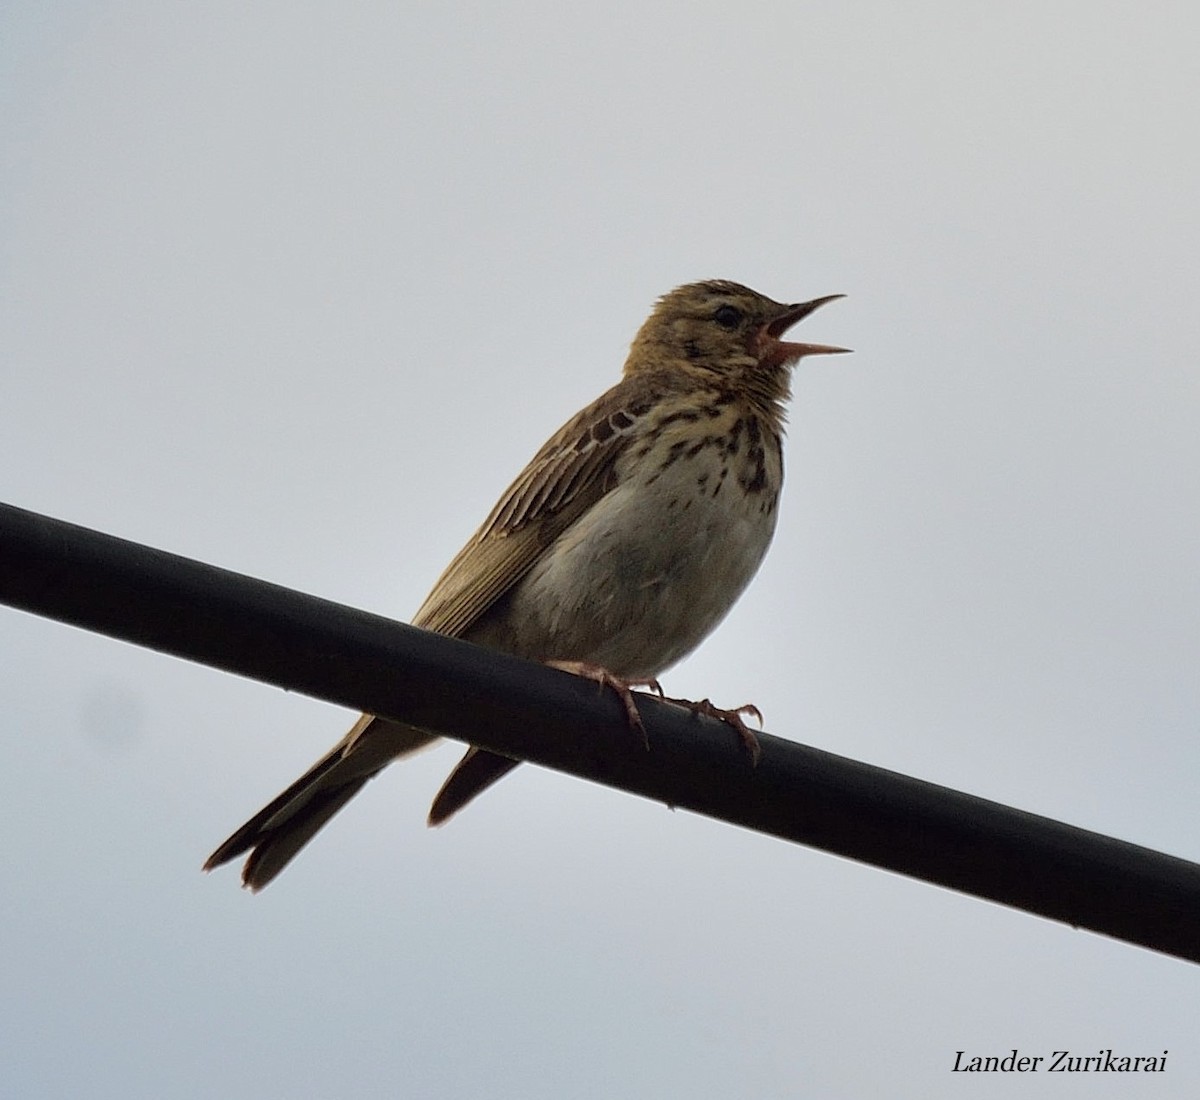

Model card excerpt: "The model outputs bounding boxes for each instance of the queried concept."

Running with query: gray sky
[3,2,1198,1097]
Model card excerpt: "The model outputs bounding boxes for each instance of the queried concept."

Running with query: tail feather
[204,715,436,890]
[234,778,370,891]
[427,747,522,826]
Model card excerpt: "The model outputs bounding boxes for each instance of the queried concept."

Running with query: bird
[204,279,847,890]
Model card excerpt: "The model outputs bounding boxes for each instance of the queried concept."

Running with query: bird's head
[624,280,848,413]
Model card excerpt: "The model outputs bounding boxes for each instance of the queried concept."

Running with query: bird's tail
[204,715,436,891]
[427,746,522,825]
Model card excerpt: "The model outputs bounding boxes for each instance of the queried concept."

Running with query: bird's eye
[713,304,743,329]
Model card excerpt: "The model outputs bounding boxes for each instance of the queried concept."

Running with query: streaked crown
[623,280,847,418]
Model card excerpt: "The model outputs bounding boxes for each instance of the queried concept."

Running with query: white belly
[480,439,781,678]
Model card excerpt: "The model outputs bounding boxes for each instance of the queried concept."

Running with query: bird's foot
[545,659,662,749]
[662,696,764,765]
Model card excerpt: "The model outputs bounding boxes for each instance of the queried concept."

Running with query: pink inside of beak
[760,294,850,365]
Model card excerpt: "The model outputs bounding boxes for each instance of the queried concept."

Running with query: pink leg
[545,659,662,749]
[662,696,764,765]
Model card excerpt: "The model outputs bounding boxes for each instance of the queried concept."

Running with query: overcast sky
[3,3,1198,1097]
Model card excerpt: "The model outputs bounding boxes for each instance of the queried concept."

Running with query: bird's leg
[545,659,662,750]
[661,696,764,765]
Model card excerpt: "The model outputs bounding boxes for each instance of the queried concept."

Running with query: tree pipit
[205,280,847,889]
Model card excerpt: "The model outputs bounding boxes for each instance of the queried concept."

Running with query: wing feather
[412,382,653,638]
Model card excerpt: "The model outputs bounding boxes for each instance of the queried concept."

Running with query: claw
[546,660,660,750]
[662,696,765,765]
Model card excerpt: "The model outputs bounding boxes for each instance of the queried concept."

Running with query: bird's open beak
[763,294,850,362]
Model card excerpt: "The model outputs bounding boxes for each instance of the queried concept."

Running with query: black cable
[1,500,1197,963]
